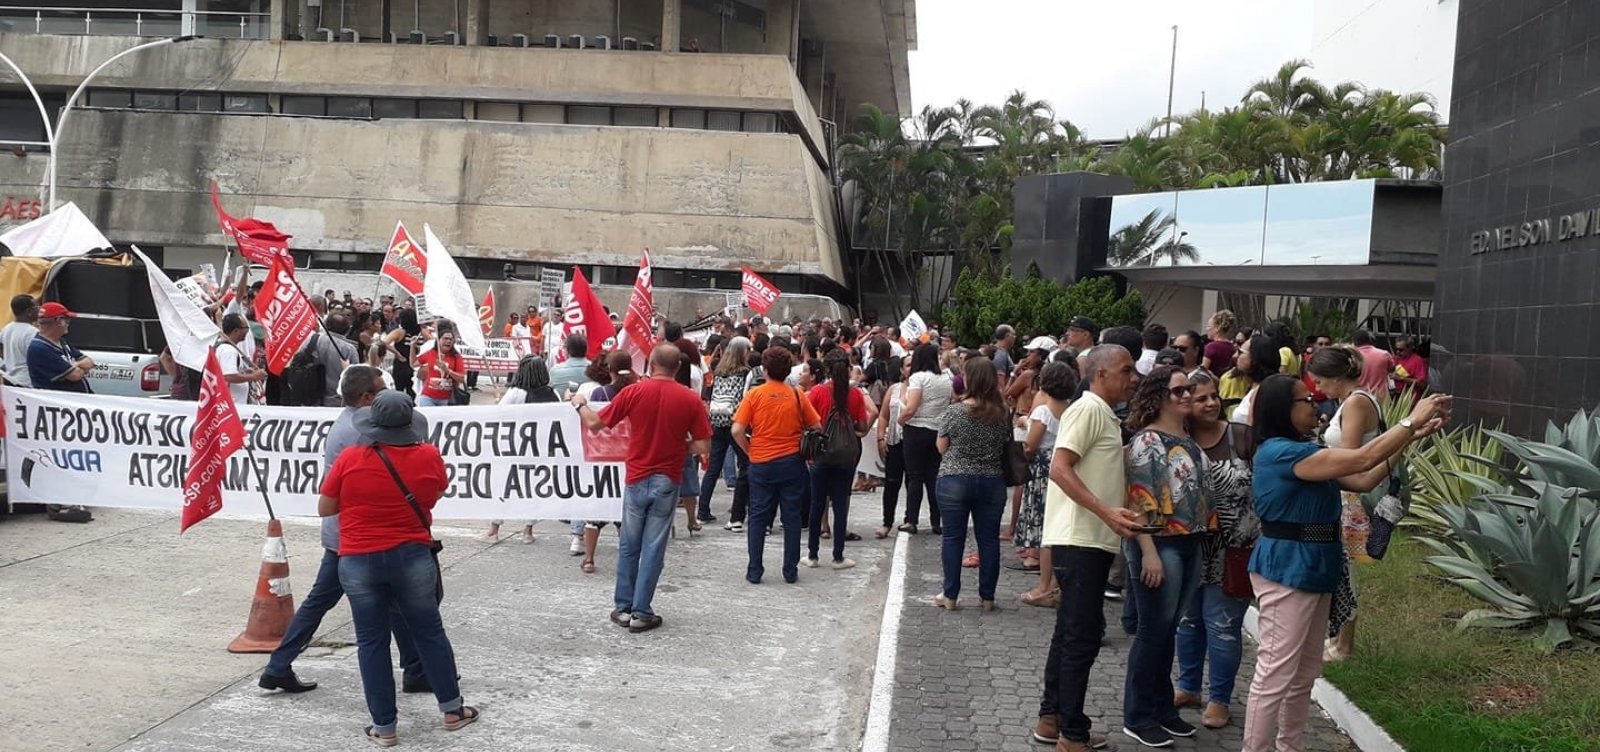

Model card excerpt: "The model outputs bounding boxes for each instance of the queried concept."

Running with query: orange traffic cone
[227,518,296,653]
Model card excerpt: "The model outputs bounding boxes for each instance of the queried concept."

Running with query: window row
[84,90,270,114]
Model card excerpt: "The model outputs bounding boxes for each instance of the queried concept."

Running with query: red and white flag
[379,221,427,296]
[181,348,247,533]
[621,249,656,373]
[556,267,616,364]
[741,266,780,314]
[253,254,319,374]
[210,182,293,266]
[478,288,496,338]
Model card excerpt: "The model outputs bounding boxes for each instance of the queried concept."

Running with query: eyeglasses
[1169,385,1193,398]
[1295,395,1317,404]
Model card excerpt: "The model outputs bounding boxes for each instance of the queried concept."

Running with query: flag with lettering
[741,266,780,314]
[621,249,656,373]
[478,288,496,338]
[181,348,247,533]
[379,221,427,296]
[253,255,319,375]
[557,267,615,363]
[210,182,292,266]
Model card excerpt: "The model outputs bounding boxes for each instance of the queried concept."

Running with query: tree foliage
[939,269,1145,348]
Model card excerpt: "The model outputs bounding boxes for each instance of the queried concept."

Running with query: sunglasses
[1169,385,1193,398]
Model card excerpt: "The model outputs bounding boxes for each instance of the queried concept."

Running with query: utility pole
[1165,24,1177,138]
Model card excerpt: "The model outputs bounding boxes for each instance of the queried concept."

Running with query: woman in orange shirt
[732,347,821,585]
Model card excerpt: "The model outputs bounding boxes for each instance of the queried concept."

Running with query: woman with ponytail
[805,350,872,569]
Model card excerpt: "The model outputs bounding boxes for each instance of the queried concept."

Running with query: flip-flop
[364,726,398,747]
[845,532,862,542]
[581,560,597,574]
[962,553,980,568]
[443,705,480,731]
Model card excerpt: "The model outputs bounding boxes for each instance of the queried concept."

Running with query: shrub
[938,268,1144,347]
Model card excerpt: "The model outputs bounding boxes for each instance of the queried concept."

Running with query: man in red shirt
[572,343,712,633]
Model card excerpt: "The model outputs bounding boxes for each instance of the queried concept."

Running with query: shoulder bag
[1001,436,1030,487]
[373,446,445,599]
[794,387,829,461]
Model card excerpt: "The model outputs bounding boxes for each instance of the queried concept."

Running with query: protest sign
[456,338,530,372]
[538,268,565,312]
[3,389,626,521]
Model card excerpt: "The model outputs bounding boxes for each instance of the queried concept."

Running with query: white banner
[2,388,627,521]
[457,337,533,372]
[900,309,927,342]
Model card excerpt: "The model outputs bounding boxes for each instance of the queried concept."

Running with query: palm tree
[1108,209,1174,266]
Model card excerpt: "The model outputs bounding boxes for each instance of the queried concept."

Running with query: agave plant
[1404,423,1504,539]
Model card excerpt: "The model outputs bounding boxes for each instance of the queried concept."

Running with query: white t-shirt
[905,370,953,431]
[217,342,252,405]
[510,323,532,341]
[1,321,37,386]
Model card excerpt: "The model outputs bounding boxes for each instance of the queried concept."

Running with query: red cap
[38,302,76,319]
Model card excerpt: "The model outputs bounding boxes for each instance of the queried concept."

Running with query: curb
[860,531,911,752]
[1243,607,1407,752]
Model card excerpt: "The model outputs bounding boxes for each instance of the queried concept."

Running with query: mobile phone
[1135,525,1165,534]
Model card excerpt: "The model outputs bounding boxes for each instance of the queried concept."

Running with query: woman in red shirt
[805,350,872,568]
[412,330,465,407]
[319,391,477,745]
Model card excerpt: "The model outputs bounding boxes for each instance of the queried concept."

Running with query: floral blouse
[1125,428,1213,535]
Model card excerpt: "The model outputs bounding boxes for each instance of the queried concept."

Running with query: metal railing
[0,6,269,40]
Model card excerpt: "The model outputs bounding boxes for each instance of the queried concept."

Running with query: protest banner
[457,338,530,372]
[3,389,627,521]
[741,266,780,314]
[134,245,221,372]
[380,221,427,296]
[181,349,247,532]
[478,288,496,338]
[538,268,565,312]
[621,250,655,373]
[253,255,319,374]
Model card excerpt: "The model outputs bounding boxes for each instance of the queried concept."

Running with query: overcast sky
[909,0,1315,139]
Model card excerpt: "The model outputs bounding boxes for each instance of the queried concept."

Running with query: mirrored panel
[1262,180,1376,266]
[1174,185,1267,267]
[1105,192,1179,268]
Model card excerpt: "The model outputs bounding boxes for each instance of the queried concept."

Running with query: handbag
[373,446,446,598]
[1001,440,1030,487]
[795,387,829,461]
[1221,546,1255,599]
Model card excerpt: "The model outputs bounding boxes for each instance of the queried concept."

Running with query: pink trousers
[1242,573,1332,752]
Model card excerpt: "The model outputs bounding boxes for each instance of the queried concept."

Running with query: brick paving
[884,531,1354,752]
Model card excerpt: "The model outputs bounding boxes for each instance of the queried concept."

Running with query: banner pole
[242,442,277,521]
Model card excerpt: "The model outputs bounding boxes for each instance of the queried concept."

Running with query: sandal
[443,705,480,731]
[1019,588,1061,609]
[962,552,980,568]
[897,523,917,534]
[364,726,399,747]
[581,559,597,574]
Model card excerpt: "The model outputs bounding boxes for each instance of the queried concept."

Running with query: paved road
[881,530,1354,751]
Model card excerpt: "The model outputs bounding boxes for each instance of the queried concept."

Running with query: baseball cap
[38,302,76,319]
[1024,335,1057,352]
[1066,316,1099,337]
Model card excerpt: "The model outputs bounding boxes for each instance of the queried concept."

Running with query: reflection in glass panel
[418,100,464,119]
[1262,180,1375,266]
[1173,185,1267,267]
[1106,192,1178,268]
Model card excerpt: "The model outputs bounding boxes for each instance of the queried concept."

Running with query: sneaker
[609,609,632,628]
[628,614,663,633]
[1158,717,1196,738]
[1122,725,1174,748]
[801,558,820,568]
[726,521,744,532]
[831,558,857,570]
[569,536,584,556]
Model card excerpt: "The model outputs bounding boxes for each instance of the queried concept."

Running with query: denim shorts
[678,456,701,498]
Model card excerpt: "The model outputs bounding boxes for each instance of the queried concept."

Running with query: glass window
[223,94,270,113]
[476,102,520,122]
[281,96,325,116]
[326,97,373,118]
[706,110,741,131]
[86,90,132,108]
[566,106,611,125]
[1261,180,1376,266]
[418,100,464,119]
[372,99,418,119]
[1172,185,1267,267]
[521,104,564,123]
[132,92,178,110]
[743,112,778,133]
[1105,192,1180,268]
[670,109,706,129]
[613,107,657,127]
[178,93,223,112]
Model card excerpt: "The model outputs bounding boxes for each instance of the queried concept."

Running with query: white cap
[1024,336,1057,352]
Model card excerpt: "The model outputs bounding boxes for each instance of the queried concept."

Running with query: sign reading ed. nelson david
[1470,207,1600,254]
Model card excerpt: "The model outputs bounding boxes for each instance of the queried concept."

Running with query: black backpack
[816,394,862,466]
[282,333,327,407]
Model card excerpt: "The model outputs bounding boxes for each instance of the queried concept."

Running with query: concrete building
[1310,0,1458,118]
[0,0,916,301]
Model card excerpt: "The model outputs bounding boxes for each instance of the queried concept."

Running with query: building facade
[1431,0,1600,435]
[0,0,916,299]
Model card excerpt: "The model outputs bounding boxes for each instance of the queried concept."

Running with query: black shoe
[1159,717,1197,738]
[258,671,318,693]
[931,525,942,535]
[628,614,664,633]
[401,676,432,694]
[47,505,93,523]
[697,514,718,523]
[1122,725,1174,748]
[610,609,632,627]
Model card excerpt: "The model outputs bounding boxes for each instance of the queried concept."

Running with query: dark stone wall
[1434,0,1600,436]
[1011,172,1133,283]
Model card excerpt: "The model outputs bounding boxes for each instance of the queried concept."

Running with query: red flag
[622,249,656,372]
[557,267,616,363]
[211,182,292,266]
[181,348,247,533]
[379,221,427,296]
[253,255,319,375]
[478,288,496,337]
[741,266,781,314]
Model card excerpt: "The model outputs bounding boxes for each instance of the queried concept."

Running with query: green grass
[1320,533,1600,752]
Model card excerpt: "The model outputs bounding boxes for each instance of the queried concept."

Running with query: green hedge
[938,268,1145,347]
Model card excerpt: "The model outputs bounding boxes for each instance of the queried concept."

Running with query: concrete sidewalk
[0,498,892,752]
[880,531,1356,752]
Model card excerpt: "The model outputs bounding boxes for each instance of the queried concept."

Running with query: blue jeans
[339,543,462,735]
[747,454,806,583]
[698,426,749,520]
[1122,534,1202,732]
[808,462,855,562]
[1176,582,1252,706]
[416,394,449,407]
[614,474,678,619]
[264,548,423,683]
[934,474,1006,601]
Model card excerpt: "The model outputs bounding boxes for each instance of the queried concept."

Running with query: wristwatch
[1398,417,1416,432]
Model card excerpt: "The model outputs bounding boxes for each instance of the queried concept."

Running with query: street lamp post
[0,35,199,211]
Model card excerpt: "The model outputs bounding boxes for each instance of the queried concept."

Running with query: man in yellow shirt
[1034,344,1143,752]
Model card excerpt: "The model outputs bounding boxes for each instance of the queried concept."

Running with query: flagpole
[243,445,277,521]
